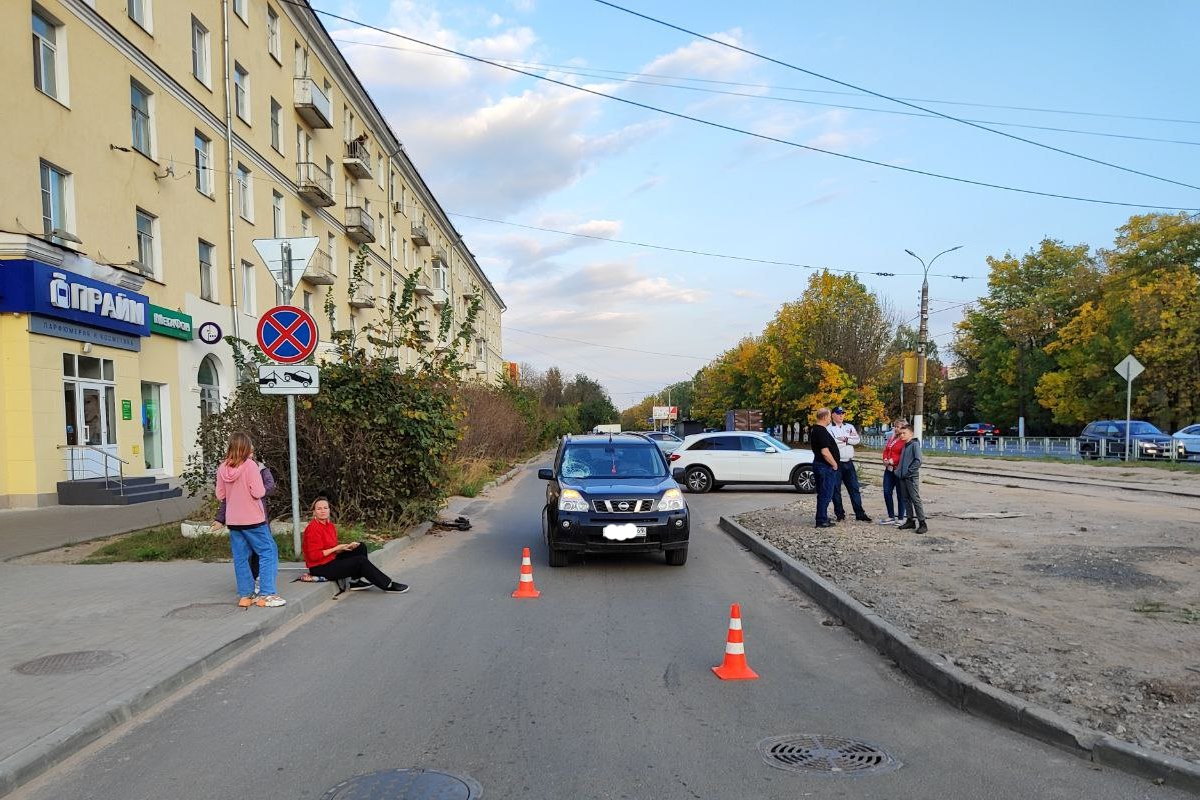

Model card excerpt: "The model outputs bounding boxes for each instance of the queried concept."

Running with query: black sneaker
[835,515,846,522]
[915,523,929,535]
[383,582,409,593]
[348,579,373,591]
[855,515,873,522]
[897,520,916,530]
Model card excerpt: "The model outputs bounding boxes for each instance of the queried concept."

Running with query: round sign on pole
[257,306,319,364]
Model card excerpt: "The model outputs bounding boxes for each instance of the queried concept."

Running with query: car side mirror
[764,446,777,453]
[672,467,685,482]
[537,468,554,480]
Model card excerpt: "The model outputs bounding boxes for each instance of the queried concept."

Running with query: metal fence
[860,434,1198,462]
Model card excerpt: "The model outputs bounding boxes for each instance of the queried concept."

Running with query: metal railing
[58,444,130,495]
[859,434,1195,463]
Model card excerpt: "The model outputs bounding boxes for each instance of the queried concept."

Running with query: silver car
[1173,424,1200,460]
[633,431,684,455]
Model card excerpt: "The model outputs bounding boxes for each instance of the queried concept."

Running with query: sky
[319,0,1200,409]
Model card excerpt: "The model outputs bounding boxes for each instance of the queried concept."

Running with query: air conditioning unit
[392,202,402,215]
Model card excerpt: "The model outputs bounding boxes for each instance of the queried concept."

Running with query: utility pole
[905,246,962,439]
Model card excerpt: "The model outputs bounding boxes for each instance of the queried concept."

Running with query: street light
[904,245,962,440]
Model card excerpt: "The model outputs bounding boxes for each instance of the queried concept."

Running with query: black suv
[538,434,690,567]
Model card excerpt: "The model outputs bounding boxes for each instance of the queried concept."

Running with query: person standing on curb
[880,419,910,525]
[215,433,285,608]
[808,408,842,529]
[896,425,928,534]
[828,407,872,522]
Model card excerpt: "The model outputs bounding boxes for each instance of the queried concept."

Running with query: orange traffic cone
[712,603,759,680]
[512,546,541,598]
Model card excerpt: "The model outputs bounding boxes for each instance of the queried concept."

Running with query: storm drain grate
[757,734,901,777]
[13,650,128,676]
[320,769,482,800]
[166,603,238,620]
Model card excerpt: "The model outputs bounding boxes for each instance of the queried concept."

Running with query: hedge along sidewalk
[718,515,1200,795]
[0,521,431,799]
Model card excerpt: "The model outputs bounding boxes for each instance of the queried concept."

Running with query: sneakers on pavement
[256,595,286,607]
[348,579,373,591]
[877,517,896,525]
[897,519,916,530]
[383,582,409,593]
[915,523,929,535]
[237,596,254,609]
[855,514,873,522]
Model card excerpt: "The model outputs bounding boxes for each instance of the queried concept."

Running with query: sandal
[237,596,254,609]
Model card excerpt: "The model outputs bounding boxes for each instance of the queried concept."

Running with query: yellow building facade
[0,0,505,508]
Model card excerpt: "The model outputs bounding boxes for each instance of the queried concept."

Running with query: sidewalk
[0,494,472,798]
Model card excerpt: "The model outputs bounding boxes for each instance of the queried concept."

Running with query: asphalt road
[14,466,1189,799]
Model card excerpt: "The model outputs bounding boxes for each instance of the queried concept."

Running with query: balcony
[301,248,335,285]
[410,221,430,247]
[475,360,488,373]
[431,287,449,307]
[431,247,448,268]
[343,139,372,179]
[297,162,335,207]
[349,279,375,309]
[344,206,375,244]
[414,271,433,296]
[293,77,332,129]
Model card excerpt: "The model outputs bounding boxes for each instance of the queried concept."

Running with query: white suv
[669,431,816,493]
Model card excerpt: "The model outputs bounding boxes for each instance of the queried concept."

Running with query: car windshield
[560,445,666,479]
[1114,422,1163,436]
[759,434,791,451]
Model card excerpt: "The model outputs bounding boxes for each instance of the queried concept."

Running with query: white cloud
[639,30,751,79]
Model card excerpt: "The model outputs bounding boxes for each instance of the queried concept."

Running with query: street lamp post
[904,245,962,440]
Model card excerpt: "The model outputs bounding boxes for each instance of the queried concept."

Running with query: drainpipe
[220,0,241,341]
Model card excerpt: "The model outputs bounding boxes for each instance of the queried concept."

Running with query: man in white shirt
[828,406,871,522]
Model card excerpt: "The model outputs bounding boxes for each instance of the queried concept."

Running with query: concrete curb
[718,515,1200,795]
[0,522,431,799]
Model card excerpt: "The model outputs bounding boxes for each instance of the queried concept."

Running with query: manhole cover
[320,769,482,799]
[757,734,901,777]
[14,650,127,676]
[165,603,236,620]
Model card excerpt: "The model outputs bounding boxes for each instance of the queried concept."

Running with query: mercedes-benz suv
[538,434,690,567]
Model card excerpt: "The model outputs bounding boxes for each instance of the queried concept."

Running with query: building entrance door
[63,380,119,478]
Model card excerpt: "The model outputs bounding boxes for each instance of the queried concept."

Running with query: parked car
[1171,424,1200,460]
[630,431,684,455]
[1078,420,1183,460]
[669,431,815,494]
[538,434,689,567]
[952,422,1002,437]
[282,370,313,387]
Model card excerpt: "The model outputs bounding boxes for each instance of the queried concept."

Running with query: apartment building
[0,0,505,508]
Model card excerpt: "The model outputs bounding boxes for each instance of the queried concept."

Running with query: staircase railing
[58,445,130,496]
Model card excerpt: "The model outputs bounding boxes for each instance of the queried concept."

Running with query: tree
[541,366,564,408]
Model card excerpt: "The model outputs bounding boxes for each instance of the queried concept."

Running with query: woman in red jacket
[302,498,408,593]
[880,419,910,525]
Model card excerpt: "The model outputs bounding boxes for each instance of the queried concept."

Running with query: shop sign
[0,259,150,337]
[121,399,132,420]
[149,305,194,340]
[28,315,141,351]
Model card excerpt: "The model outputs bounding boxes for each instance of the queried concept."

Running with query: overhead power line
[331,38,1200,147]
[592,0,1200,194]
[302,4,1195,211]
[449,212,974,280]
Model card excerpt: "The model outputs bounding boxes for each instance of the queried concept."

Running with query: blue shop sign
[0,259,150,337]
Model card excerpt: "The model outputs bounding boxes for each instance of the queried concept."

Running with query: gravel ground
[733,457,1200,764]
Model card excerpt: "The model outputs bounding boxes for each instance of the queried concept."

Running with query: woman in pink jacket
[215,433,284,608]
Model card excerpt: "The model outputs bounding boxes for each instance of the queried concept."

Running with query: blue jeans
[831,460,867,519]
[229,523,278,596]
[882,469,908,519]
[814,462,841,524]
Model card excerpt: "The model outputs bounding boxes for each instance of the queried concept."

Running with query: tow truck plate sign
[258,365,319,395]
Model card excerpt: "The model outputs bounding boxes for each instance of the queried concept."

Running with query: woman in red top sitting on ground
[302,498,408,593]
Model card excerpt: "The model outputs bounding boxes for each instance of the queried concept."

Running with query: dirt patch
[9,535,127,565]
[734,457,1200,764]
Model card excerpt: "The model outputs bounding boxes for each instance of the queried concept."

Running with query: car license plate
[602,524,647,541]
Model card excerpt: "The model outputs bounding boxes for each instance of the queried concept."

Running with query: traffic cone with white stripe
[512,546,541,598]
[712,603,759,680]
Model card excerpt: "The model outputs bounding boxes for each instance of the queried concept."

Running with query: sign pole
[1113,354,1144,463]
[282,245,301,558]
[1124,373,1133,462]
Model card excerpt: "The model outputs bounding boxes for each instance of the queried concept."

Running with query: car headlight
[558,489,589,512]
[657,488,685,511]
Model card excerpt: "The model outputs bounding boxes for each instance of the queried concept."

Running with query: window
[269,98,281,152]
[236,163,252,221]
[130,80,152,156]
[39,160,70,239]
[390,226,397,261]
[241,260,255,315]
[135,209,157,276]
[293,43,307,76]
[32,10,61,99]
[194,131,212,195]
[199,240,215,301]
[271,191,284,236]
[191,17,210,85]
[233,63,249,122]
[302,290,313,314]
[266,6,280,61]
[233,0,247,23]
[300,211,311,236]
[377,154,384,189]
[475,338,486,361]
[128,0,150,31]
[327,233,336,274]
